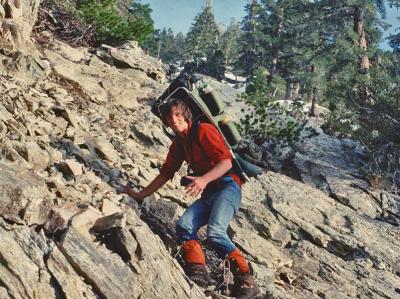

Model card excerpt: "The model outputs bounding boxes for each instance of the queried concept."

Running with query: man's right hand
[117,173,168,205]
[118,186,145,203]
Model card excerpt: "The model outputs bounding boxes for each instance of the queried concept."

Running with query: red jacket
[160,122,243,186]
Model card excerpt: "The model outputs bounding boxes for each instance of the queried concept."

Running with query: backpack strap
[188,118,208,167]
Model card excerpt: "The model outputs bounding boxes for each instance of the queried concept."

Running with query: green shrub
[238,69,318,147]
[77,0,153,46]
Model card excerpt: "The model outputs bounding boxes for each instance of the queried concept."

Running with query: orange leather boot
[182,240,216,288]
[227,248,261,298]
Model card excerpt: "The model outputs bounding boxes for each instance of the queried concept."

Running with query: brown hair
[161,97,193,125]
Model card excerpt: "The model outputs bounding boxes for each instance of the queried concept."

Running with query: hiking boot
[228,249,261,299]
[185,263,217,288]
[181,240,216,287]
[232,270,262,299]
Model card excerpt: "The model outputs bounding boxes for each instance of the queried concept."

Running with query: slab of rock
[0,226,55,299]
[325,173,381,218]
[101,198,122,215]
[43,44,160,106]
[97,42,165,82]
[60,108,86,129]
[13,141,50,170]
[0,162,52,225]
[44,203,81,235]
[11,226,50,269]
[0,104,13,122]
[231,211,293,269]
[47,245,97,299]
[70,206,103,240]
[91,212,126,232]
[289,134,383,219]
[59,159,83,178]
[47,52,109,103]
[258,172,400,298]
[59,226,140,298]
[55,185,92,204]
[0,0,41,50]
[93,139,120,163]
[123,209,205,298]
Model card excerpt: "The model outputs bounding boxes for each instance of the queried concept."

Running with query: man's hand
[117,174,168,204]
[183,159,232,197]
[184,176,209,197]
[118,186,145,203]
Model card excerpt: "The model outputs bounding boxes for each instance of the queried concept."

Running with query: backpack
[151,73,267,181]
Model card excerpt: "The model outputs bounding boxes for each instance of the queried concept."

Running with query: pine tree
[184,1,220,60]
[319,0,400,189]
[159,28,175,62]
[173,32,186,63]
[235,0,400,188]
[220,19,242,66]
[236,0,264,77]
[143,29,161,58]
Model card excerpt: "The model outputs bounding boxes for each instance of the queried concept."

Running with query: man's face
[167,105,189,135]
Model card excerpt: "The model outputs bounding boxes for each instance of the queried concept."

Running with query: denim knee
[206,226,235,258]
[176,218,196,243]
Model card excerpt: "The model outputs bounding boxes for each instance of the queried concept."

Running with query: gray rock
[13,141,50,171]
[0,226,55,299]
[47,245,97,299]
[258,172,400,298]
[97,42,165,82]
[58,159,83,178]
[0,162,52,225]
[59,226,140,298]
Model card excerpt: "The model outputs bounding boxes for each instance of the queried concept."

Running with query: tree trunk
[157,39,161,60]
[354,5,370,70]
[269,15,283,79]
[308,64,316,117]
[309,93,316,117]
[292,81,300,100]
[285,81,293,100]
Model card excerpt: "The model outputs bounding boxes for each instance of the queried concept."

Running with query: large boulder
[97,41,165,82]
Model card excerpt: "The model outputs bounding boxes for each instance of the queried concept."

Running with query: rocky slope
[0,1,399,299]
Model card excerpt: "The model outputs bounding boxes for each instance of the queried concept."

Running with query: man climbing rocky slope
[0,1,399,298]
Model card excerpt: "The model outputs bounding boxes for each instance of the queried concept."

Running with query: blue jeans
[176,175,242,258]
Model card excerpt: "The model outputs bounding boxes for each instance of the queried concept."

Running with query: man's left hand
[184,176,208,196]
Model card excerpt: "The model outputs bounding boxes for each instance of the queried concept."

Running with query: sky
[141,0,400,50]
[140,0,246,33]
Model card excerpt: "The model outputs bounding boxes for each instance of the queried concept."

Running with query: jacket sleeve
[159,139,184,180]
[197,123,232,164]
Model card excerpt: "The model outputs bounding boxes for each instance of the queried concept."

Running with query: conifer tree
[235,0,400,188]
[236,0,264,77]
[220,19,242,66]
[184,0,220,60]
[160,28,175,62]
[143,29,161,58]
[173,32,186,62]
